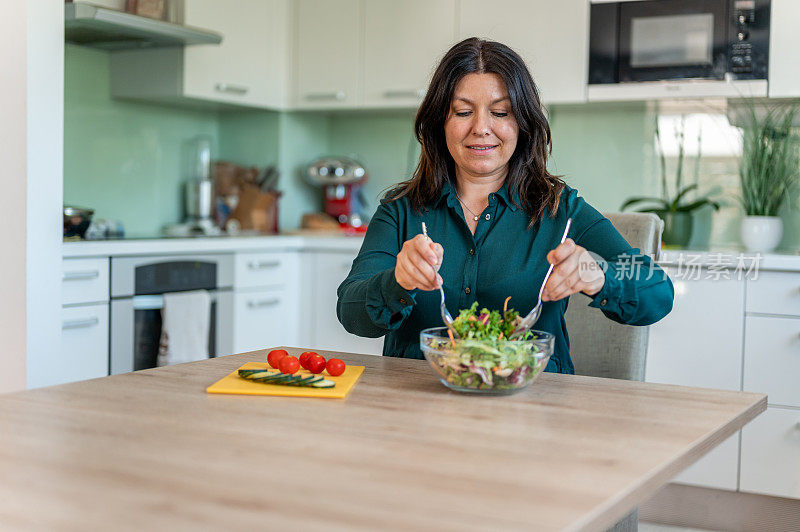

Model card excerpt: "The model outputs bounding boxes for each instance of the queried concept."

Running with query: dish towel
[157,290,211,367]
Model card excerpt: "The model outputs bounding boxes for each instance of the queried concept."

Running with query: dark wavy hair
[385,37,565,225]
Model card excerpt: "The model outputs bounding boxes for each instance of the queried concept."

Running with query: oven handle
[132,293,219,311]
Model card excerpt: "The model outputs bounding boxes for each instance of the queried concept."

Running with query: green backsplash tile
[64,44,220,237]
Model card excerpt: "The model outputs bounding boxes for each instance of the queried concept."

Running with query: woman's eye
[492,112,509,117]
[455,111,471,117]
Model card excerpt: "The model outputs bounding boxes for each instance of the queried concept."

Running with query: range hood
[65,3,222,50]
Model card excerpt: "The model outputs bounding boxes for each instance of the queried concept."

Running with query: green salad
[422,299,548,391]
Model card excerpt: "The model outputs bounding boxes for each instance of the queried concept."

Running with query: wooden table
[0,349,765,531]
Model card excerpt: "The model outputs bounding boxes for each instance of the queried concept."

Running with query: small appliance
[305,156,369,232]
[589,0,770,85]
[165,135,221,237]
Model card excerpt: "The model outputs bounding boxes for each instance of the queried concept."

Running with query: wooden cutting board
[206,362,364,399]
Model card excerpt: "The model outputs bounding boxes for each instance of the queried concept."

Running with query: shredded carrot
[447,328,455,347]
[498,332,503,340]
[467,315,477,322]
[503,296,512,313]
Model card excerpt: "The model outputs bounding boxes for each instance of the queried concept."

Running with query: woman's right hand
[395,235,444,291]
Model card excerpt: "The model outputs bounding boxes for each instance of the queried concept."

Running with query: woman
[336,38,673,373]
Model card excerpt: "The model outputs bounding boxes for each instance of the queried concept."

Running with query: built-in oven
[110,254,234,375]
[589,0,770,85]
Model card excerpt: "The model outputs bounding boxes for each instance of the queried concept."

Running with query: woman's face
[444,72,519,182]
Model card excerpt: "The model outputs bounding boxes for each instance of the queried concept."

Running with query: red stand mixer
[305,156,369,233]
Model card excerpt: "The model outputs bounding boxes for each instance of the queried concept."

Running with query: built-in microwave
[589,0,770,87]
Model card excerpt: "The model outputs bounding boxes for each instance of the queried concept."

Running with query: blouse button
[464,287,471,294]
[485,213,491,221]
[600,298,608,306]
[400,298,407,305]
[468,248,475,255]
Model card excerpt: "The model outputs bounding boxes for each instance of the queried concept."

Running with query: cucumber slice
[242,370,276,380]
[252,372,288,383]
[310,379,335,388]
[238,369,264,378]
[299,375,325,386]
[293,375,318,386]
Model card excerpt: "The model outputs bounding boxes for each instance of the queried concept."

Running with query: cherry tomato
[326,358,346,377]
[299,351,317,370]
[267,349,288,369]
[307,354,327,374]
[278,355,300,374]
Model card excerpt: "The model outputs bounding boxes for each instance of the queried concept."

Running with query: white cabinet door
[61,304,110,384]
[362,0,456,108]
[768,0,800,97]
[746,271,800,317]
[232,288,299,353]
[292,0,360,108]
[306,251,384,355]
[646,267,744,490]
[182,0,288,108]
[740,406,800,499]
[743,315,800,408]
[458,0,588,104]
[62,257,109,306]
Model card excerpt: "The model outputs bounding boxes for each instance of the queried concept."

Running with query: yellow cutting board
[206,362,364,399]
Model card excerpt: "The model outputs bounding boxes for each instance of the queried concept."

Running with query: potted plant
[738,103,799,253]
[621,115,720,247]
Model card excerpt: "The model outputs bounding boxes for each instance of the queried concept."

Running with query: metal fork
[421,222,458,337]
[510,217,573,339]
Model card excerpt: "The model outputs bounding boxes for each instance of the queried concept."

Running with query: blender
[165,136,221,237]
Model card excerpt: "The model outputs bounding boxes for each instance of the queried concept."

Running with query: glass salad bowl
[420,327,554,395]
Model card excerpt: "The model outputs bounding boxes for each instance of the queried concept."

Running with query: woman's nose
[471,111,491,136]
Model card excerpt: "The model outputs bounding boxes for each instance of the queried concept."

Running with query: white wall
[0,1,63,393]
[26,0,64,389]
[0,2,29,392]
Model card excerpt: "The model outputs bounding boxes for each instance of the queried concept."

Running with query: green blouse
[336,182,674,373]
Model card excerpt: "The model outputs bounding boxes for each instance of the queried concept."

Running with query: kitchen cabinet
[768,0,800,98]
[302,250,384,355]
[292,0,360,109]
[458,0,588,105]
[740,405,800,499]
[646,267,745,490]
[111,0,289,109]
[61,304,110,383]
[232,251,300,353]
[62,257,110,306]
[232,288,299,353]
[362,0,456,108]
[743,315,800,408]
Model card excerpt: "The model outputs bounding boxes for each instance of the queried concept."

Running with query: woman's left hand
[542,239,605,302]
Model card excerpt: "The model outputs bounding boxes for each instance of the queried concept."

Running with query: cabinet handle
[303,91,346,101]
[384,89,425,99]
[248,260,280,270]
[247,298,280,309]
[62,317,100,330]
[63,270,100,281]
[214,83,249,96]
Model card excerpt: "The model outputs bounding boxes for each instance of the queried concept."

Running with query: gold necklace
[453,188,484,222]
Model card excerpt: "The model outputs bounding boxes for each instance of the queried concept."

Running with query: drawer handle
[248,260,280,270]
[62,317,100,330]
[247,298,280,309]
[384,89,425,99]
[303,91,346,101]
[214,83,249,95]
[63,270,100,281]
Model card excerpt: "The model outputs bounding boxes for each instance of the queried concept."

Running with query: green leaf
[670,184,699,210]
[620,197,670,211]
[675,198,720,212]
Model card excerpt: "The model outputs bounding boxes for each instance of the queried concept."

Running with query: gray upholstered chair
[564,212,665,532]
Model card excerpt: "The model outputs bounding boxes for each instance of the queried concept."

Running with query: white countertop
[63,234,365,258]
[659,248,800,272]
[63,236,800,272]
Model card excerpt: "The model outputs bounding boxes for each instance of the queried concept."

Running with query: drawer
[746,271,800,317]
[61,303,109,383]
[740,405,800,499]
[743,315,800,407]
[672,433,739,491]
[234,252,299,290]
[62,258,109,306]
[232,288,300,353]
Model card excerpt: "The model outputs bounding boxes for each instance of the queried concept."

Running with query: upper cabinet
[768,0,800,98]
[362,1,456,108]
[292,0,361,108]
[458,0,589,105]
[182,0,288,108]
[110,0,289,109]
